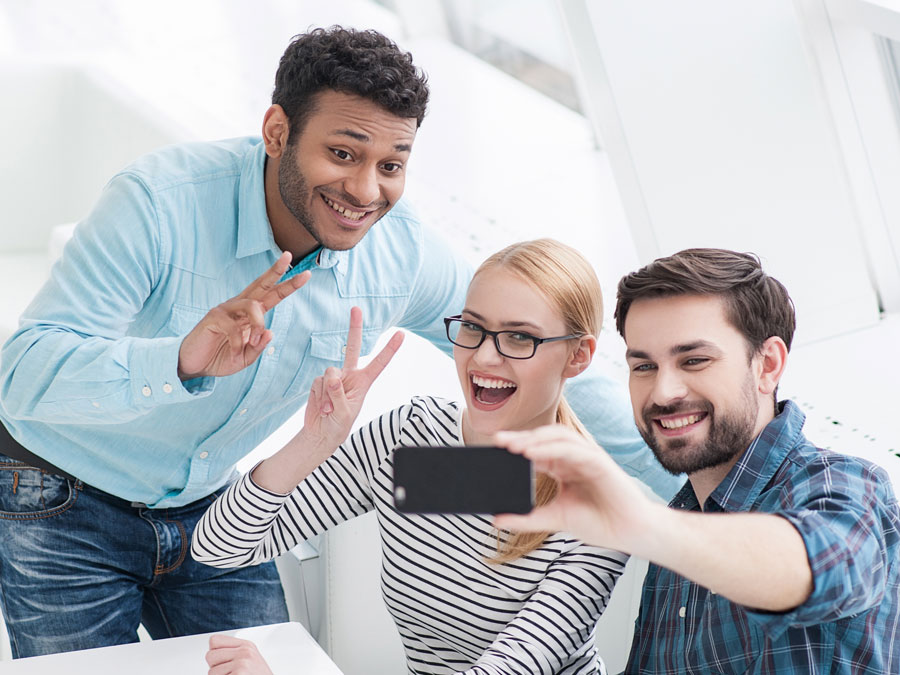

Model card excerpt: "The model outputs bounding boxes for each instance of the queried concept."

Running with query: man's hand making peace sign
[248,305,404,495]
[177,252,311,380]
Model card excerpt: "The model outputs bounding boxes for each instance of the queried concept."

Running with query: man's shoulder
[773,434,898,503]
[114,136,263,192]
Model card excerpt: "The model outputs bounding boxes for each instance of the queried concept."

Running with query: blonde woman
[192,239,628,675]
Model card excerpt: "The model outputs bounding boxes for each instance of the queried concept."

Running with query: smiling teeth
[472,375,517,390]
[324,196,365,221]
[659,414,702,429]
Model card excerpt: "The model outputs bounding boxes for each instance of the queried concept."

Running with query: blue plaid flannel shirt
[626,400,900,674]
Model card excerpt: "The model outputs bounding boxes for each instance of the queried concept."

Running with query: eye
[459,320,483,334]
[381,162,404,174]
[506,332,535,344]
[683,357,709,368]
[331,148,352,161]
[630,362,656,373]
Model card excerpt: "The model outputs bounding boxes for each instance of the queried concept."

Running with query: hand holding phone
[393,446,534,515]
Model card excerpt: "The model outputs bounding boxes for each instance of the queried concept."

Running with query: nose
[344,165,381,207]
[472,335,504,366]
[649,367,688,406]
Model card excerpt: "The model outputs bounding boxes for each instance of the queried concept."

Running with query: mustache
[644,401,713,418]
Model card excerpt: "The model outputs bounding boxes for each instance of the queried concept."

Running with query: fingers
[309,376,330,416]
[220,299,268,354]
[259,268,311,311]
[361,330,405,383]
[206,635,272,675]
[239,252,312,311]
[342,306,363,371]
[321,368,343,415]
[206,635,249,666]
[493,425,615,484]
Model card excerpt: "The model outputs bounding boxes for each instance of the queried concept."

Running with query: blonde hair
[475,239,603,564]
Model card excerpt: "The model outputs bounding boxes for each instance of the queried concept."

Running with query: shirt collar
[709,400,806,511]
[669,400,806,512]
[236,140,272,259]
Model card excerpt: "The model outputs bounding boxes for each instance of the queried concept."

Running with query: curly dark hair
[614,248,796,354]
[272,26,429,140]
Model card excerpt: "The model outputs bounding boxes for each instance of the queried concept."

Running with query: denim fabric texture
[0,453,288,658]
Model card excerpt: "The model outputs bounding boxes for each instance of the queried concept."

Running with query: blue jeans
[0,453,289,658]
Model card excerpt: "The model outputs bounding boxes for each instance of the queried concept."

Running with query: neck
[460,407,560,447]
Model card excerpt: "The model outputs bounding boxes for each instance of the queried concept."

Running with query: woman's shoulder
[398,396,463,445]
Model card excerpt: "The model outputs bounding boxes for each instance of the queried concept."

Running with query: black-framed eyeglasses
[443,315,583,360]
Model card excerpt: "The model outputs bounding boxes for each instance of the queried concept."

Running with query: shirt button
[239,408,248,416]
[267,346,275,356]
[92,401,100,408]
[141,386,152,397]
[199,451,209,459]
[341,344,347,355]
[678,606,687,618]
[162,383,173,394]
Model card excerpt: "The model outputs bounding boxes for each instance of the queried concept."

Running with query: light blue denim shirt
[0,137,681,507]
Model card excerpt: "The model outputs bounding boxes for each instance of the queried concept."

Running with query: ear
[563,335,596,379]
[262,105,290,159]
[755,336,788,396]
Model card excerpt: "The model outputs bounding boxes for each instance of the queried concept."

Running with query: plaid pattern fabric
[626,401,900,674]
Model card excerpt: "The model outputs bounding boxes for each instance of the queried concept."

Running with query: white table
[2,622,342,674]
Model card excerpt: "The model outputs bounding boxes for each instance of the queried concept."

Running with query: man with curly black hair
[0,26,679,657]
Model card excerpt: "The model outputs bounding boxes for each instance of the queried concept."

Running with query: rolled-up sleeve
[745,456,899,638]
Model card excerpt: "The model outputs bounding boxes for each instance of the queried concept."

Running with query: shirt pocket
[282,327,385,399]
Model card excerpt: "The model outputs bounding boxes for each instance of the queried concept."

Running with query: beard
[638,382,759,476]
[277,142,388,252]
[278,141,324,248]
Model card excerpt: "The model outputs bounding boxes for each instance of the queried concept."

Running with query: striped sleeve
[463,544,628,675]
[191,404,409,568]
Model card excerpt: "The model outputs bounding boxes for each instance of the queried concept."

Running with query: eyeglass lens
[447,320,535,358]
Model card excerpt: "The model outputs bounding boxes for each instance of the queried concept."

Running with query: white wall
[562,0,882,345]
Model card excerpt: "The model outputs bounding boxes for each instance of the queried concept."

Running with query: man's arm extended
[494,425,812,612]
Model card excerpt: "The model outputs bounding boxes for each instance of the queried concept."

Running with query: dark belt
[0,420,78,481]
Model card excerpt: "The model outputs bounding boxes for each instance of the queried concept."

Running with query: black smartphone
[392,445,534,515]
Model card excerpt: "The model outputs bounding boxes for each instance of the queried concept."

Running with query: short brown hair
[614,248,796,353]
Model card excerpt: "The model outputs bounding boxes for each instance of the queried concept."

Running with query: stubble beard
[638,384,759,476]
[278,142,326,249]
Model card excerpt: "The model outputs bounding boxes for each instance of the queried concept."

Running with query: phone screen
[393,445,534,515]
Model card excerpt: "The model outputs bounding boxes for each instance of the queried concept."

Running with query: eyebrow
[331,128,412,153]
[625,340,721,360]
[463,310,542,332]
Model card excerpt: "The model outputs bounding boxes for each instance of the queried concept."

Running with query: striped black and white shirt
[192,396,628,675]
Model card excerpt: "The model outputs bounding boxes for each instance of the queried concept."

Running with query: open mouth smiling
[322,194,371,222]
[653,411,708,434]
[471,374,517,407]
